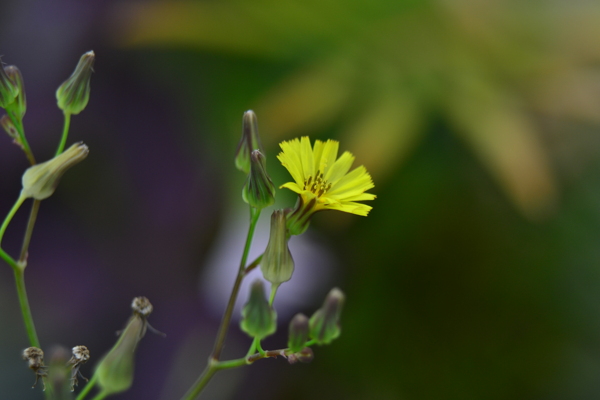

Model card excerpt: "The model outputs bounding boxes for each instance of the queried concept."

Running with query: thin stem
[179,362,219,400]
[19,199,40,263]
[180,340,316,400]
[89,391,108,400]
[55,112,71,156]
[13,267,40,347]
[243,254,262,275]
[0,193,26,246]
[245,338,258,358]
[210,207,261,361]
[75,375,98,400]
[269,284,278,306]
[0,247,18,270]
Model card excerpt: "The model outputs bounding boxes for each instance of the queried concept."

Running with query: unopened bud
[309,288,345,345]
[94,297,158,396]
[287,313,309,353]
[0,59,19,108]
[56,51,94,115]
[22,347,48,390]
[21,142,89,200]
[287,347,314,364]
[235,110,264,174]
[242,150,275,209]
[4,65,26,117]
[261,210,294,285]
[240,280,277,339]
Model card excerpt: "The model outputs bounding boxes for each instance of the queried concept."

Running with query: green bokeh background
[2,0,600,399]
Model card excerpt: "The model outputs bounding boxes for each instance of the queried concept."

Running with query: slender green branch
[19,199,40,263]
[89,391,109,400]
[243,254,262,275]
[269,284,278,306]
[55,112,71,156]
[181,338,318,400]
[210,207,261,361]
[180,361,219,400]
[75,374,98,400]
[0,247,18,270]
[13,267,39,347]
[0,193,26,246]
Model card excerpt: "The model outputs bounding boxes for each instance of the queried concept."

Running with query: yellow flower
[277,137,375,235]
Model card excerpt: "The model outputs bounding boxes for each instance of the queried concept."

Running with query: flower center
[303,170,332,197]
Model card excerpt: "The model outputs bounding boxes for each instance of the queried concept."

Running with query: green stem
[269,284,278,306]
[75,375,98,400]
[210,207,261,361]
[0,247,18,270]
[181,341,317,400]
[19,199,40,263]
[13,267,40,347]
[243,254,262,275]
[6,110,35,165]
[0,193,26,247]
[55,112,71,156]
[89,391,108,400]
[180,361,219,400]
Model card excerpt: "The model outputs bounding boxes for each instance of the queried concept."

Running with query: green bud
[309,288,345,345]
[0,59,19,109]
[21,142,89,200]
[242,150,275,209]
[94,297,155,396]
[56,51,94,115]
[287,313,309,353]
[261,210,294,285]
[235,110,264,174]
[4,65,26,117]
[240,280,277,340]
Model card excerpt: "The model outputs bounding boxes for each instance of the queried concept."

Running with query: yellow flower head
[278,137,375,235]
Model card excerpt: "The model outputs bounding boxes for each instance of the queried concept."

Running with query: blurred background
[1,0,600,399]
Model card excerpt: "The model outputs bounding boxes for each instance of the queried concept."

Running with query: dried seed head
[69,345,90,364]
[23,347,44,369]
[67,345,90,391]
[131,296,153,317]
[22,347,47,390]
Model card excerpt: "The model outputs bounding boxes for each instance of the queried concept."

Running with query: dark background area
[2,1,600,399]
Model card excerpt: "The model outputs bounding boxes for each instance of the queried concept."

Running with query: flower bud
[309,288,345,345]
[287,313,309,353]
[240,280,277,340]
[0,59,19,108]
[56,51,94,115]
[94,316,143,395]
[4,65,26,117]
[21,142,89,200]
[261,210,294,285]
[235,110,264,174]
[94,297,157,396]
[242,150,275,209]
